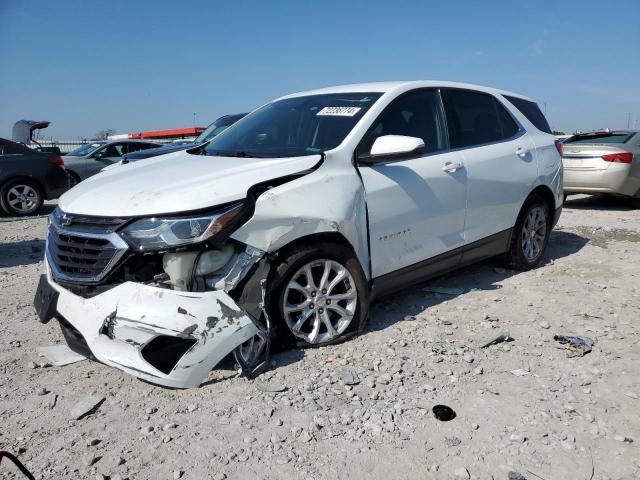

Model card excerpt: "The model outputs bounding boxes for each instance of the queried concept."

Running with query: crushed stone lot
[1,196,639,480]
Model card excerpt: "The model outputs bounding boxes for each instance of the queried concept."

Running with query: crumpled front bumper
[42,259,260,388]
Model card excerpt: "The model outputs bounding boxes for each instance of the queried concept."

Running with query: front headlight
[121,203,243,251]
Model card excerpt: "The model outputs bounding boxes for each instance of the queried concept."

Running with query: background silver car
[562,130,640,206]
[64,139,159,184]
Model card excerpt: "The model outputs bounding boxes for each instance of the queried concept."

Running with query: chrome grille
[46,209,129,283]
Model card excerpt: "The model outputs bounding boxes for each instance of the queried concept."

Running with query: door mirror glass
[93,149,107,159]
[362,135,425,164]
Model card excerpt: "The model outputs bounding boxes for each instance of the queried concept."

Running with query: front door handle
[442,161,463,173]
[516,147,529,158]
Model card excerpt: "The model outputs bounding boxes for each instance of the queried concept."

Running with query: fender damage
[35,157,330,388]
[35,150,369,388]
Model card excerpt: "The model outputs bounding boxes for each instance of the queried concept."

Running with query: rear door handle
[516,147,529,158]
[442,161,463,173]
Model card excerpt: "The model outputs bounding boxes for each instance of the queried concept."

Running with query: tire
[267,242,369,348]
[629,196,640,209]
[67,170,81,187]
[0,179,44,216]
[505,193,551,270]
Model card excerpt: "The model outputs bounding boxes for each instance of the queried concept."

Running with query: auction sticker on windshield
[316,106,362,117]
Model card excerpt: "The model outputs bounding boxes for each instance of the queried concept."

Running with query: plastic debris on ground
[37,345,87,366]
[553,334,594,357]
[507,472,527,480]
[480,332,513,348]
[70,395,106,420]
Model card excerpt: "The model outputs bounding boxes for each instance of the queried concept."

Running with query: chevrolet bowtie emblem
[60,214,72,226]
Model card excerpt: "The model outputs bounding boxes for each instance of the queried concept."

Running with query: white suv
[34,81,563,388]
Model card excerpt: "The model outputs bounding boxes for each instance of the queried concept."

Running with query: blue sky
[1,0,639,139]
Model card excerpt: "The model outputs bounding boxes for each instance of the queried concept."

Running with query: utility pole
[193,112,197,127]
[627,112,631,129]
[543,102,547,116]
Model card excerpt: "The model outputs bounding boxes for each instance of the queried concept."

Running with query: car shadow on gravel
[565,195,636,211]
[365,229,589,335]
[0,239,46,267]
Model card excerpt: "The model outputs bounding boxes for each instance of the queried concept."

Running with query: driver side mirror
[359,135,425,165]
[92,150,108,159]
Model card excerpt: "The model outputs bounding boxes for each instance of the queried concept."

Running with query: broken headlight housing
[121,203,243,251]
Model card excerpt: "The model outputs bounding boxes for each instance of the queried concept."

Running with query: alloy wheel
[7,184,39,214]
[521,206,547,261]
[236,333,268,368]
[282,259,357,344]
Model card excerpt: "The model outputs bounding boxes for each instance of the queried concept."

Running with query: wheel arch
[0,175,45,196]
[273,231,358,257]
[66,169,81,184]
[260,232,371,348]
[528,184,556,214]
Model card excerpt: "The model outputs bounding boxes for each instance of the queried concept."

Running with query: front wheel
[268,242,369,347]
[505,194,550,270]
[0,179,44,216]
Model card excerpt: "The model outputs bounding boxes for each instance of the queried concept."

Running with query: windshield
[204,93,382,158]
[67,142,105,156]
[195,114,245,143]
[565,132,636,145]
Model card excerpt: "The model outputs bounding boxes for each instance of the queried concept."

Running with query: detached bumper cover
[40,261,259,388]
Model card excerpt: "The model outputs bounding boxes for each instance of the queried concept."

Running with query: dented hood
[59,150,321,216]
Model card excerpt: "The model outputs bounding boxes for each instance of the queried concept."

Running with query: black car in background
[121,113,247,163]
[0,138,69,216]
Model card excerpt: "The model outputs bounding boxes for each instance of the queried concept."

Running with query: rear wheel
[0,179,44,216]
[268,242,369,347]
[505,194,550,270]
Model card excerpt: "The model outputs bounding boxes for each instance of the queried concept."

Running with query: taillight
[49,155,64,166]
[601,152,633,164]
[554,139,563,156]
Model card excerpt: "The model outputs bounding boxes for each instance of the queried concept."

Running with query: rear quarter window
[504,95,552,134]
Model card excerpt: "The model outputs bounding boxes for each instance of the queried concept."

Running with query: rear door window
[442,89,520,148]
[503,95,552,134]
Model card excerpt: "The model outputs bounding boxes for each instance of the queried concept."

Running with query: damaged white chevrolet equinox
[34,81,563,388]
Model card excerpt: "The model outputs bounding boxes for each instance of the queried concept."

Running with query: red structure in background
[128,127,205,140]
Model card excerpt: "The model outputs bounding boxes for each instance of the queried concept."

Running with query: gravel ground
[1,196,639,480]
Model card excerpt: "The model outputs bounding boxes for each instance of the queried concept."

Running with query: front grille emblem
[59,213,72,227]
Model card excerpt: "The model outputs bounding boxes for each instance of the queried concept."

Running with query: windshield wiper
[206,150,263,158]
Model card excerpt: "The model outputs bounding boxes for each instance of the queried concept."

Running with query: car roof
[101,139,158,144]
[276,80,534,102]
